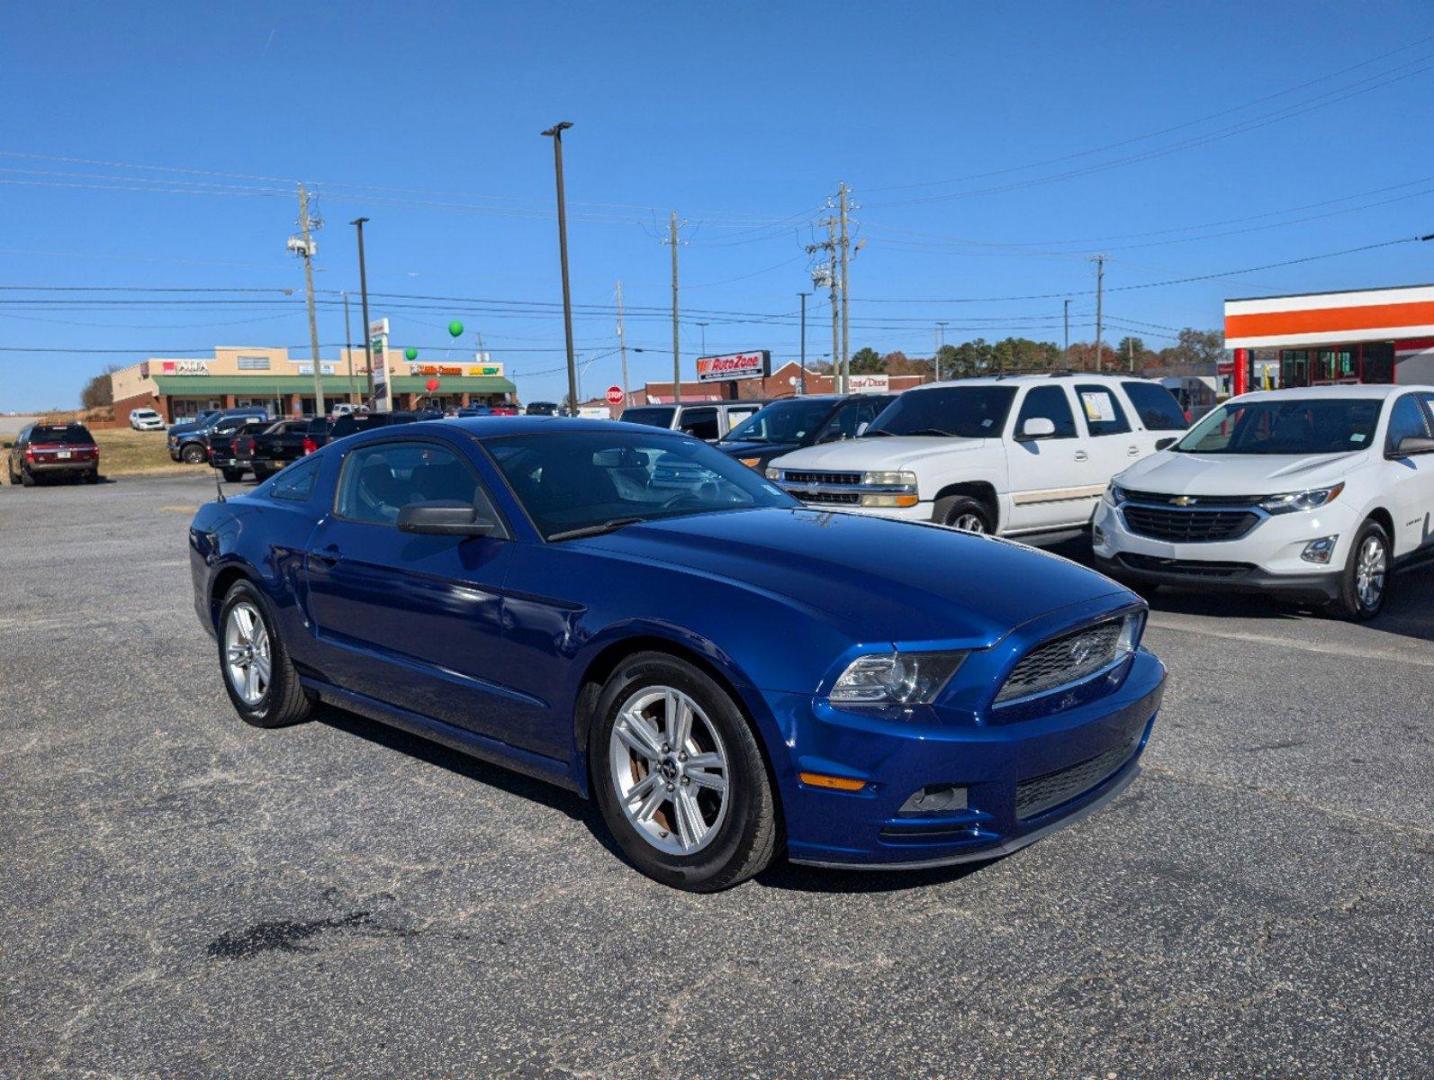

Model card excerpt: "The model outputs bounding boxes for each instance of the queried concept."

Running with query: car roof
[1233,384,1427,403]
[909,373,1140,391]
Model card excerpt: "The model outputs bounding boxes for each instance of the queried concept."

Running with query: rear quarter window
[1122,382,1189,431]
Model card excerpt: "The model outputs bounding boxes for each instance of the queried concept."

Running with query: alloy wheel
[1355,535,1387,611]
[224,602,272,705]
[608,685,730,855]
[951,512,986,533]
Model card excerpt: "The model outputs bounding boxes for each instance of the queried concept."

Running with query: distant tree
[932,344,961,378]
[80,365,118,410]
[951,338,994,376]
[1157,328,1226,371]
[849,347,885,374]
[991,337,1061,372]
[884,351,932,377]
[1114,336,1159,370]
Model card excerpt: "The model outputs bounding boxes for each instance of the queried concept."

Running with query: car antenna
[214,470,226,504]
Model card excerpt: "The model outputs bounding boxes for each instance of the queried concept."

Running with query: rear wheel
[935,494,994,534]
[181,443,207,464]
[1330,520,1390,621]
[19,465,34,487]
[252,466,272,482]
[217,580,313,728]
[221,468,245,483]
[590,652,778,892]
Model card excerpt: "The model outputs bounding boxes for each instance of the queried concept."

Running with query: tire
[217,580,313,728]
[589,652,779,892]
[181,443,207,465]
[1330,519,1391,621]
[934,494,994,534]
[19,465,34,487]
[221,468,245,483]
[252,466,273,482]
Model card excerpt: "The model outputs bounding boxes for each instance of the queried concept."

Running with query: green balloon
[404,346,418,361]
[447,320,464,338]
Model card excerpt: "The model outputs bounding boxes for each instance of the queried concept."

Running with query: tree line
[821,327,1225,378]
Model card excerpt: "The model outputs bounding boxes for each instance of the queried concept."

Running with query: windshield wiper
[547,517,645,542]
[899,428,953,437]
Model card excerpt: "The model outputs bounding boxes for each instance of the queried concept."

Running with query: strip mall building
[109,344,517,422]
[1224,282,1434,394]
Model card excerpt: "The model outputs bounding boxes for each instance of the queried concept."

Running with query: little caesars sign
[695,350,771,382]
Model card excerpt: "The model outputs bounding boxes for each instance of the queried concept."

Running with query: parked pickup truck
[766,373,1189,541]
[249,418,326,481]
[207,417,275,482]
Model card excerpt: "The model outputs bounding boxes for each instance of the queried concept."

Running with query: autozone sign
[695,350,770,382]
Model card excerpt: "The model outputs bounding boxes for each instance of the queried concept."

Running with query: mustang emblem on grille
[1068,638,1096,665]
[1170,495,1197,507]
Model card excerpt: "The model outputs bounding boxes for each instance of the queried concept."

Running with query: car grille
[1122,489,1264,507]
[799,491,862,505]
[1121,505,1258,542]
[782,470,862,486]
[996,618,1125,704]
[1118,554,1255,578]
[1015,734,1141,819]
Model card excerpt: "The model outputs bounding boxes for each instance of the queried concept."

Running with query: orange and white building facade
[1224,283,1434,395]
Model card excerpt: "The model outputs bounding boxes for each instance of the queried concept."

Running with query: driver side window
[335,441,501,530]
[1385,395,1431,453]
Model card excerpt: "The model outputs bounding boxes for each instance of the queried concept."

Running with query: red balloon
[425,377,440,392]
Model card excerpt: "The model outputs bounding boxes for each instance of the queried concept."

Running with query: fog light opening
[1301,535,1338,565]
[898,784,969,815]
[1092,524,1106,547]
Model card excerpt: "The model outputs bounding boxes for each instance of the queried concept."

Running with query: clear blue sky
[2,1,1432,411]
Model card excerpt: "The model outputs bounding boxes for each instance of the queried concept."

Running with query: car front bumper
[764,649,1165,868]
[1090,498,1350,602]
[794,498,936,523]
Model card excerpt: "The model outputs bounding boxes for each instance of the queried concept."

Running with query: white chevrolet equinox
[767,374,1188,541]
[1093,384,1434,619]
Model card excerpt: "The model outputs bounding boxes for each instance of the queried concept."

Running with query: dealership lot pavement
[3,474,1430,1078]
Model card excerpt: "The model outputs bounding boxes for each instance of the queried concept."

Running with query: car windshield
[1174,398,1383,455]
[486,430,796,540]
[29,425,94,445]
[867,386,1017,438]
[721,399,834,444]
[620,406,675,428]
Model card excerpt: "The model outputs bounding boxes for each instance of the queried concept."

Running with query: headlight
[862,470,916,487]
[829,650,967,706]
[1103,483,1128,506]
[1260,483,1344,515]
[765,467,783,481]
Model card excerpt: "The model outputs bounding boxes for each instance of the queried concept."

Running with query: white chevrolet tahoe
[1093,384,1434,620]
[767,374,1187,540]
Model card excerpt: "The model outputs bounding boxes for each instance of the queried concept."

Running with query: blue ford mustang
[189,417,1165,891]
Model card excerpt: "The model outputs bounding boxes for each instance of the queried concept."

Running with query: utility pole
[294,183,324,417]
[541,121,578,413]
[797,292,809,395]
[1093,254,1105,373]
[806,218,840,392]
[936,320,949,381]
[1063,299,1070,360]
[350,217,374,403]
[838,182,851,392]
[666,210,682,405]
[615,280,630,407]
[342,291,357,403]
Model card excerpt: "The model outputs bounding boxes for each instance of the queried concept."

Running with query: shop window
[1361,342,1394,384]
[237,355,270,371]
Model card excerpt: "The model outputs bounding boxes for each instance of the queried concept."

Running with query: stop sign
[605,385,624,406]
[425,377,440,393]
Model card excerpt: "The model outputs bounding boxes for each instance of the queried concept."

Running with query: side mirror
[397,502,496,537]
[1019,417,1057,440]
[856,421,870,436]
[1387,435,1434,458]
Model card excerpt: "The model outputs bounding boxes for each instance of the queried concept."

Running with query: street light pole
[797,292,809,395]
[541,121,578,412]
[350,217,374,403]
[343,291,357,403]
[936,320,948,381]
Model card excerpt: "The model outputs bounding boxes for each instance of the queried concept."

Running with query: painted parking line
[1147,612,1434,668]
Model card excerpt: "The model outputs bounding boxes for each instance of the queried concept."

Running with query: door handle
[1127,445,1141,456]
[310,544,342,567]
[1074,450,1089,462]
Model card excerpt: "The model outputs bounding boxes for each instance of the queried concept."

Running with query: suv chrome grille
[1121,505,1258,542]
[996,618,1125,704]
[781,470,861,486]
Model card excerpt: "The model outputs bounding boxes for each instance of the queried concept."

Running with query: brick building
[619,361,928,415]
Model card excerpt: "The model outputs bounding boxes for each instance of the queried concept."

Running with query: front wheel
[1330,520,1391,621]
[252,466,272,482]
[217,581,313,727]
[590,652,779,892]
[935,494,994,534]
[221,468,245,483]
[181,443,207,464]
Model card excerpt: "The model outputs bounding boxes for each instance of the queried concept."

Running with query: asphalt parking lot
[3,473,1430,1078]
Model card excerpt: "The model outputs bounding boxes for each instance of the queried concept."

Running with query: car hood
[581,507,1130,644]
[771,435,987,472]
[717,439,799,458]
[1117,449,1370,495]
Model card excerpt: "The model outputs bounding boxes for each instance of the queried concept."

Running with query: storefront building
[1224,283,1434,395]
[109,345,516,421]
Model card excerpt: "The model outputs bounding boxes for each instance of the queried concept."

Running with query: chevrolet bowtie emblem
[1171,495,1196,507]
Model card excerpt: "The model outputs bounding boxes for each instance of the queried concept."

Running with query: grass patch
[94,428,193,476]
